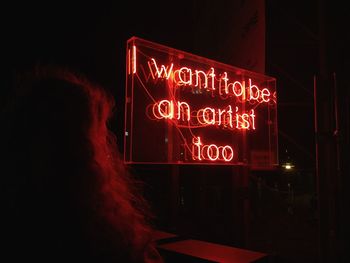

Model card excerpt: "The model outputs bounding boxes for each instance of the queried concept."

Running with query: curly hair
[1,66,162,262]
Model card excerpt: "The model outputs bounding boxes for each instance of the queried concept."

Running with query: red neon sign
[124,37,278,167]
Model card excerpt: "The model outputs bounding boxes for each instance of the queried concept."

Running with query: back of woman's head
[1,66,160,262]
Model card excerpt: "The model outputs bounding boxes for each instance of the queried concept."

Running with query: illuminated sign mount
[124,37,278,167]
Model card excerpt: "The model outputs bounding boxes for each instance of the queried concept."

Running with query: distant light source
[282,162,294,171]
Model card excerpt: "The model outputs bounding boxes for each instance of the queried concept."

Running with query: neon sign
[124,37,278,167]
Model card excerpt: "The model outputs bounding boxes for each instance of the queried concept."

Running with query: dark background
[4,1,349,262]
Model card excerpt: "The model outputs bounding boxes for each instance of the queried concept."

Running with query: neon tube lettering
[222,146,234,161]
[154,100,174,119]
[177,101,191,121]
[195,70,208,89]
[248,78,260,101]
[132,45,137,74]
[147,59,275,104]
[175,67,192,86]
[202,107,216,125]
[152,100,191,121]
[206,144,219,161]
[249,109,256,130]
[219,72,228,95]
[241,113,250,129]
[148,58,173,79]
[261,88,271,103]
[192,136,202,160]
[192,136,234,162]
[218,108,226,126]
[208,67,216,90]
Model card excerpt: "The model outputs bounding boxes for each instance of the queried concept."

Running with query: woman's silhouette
[1,66,162,262]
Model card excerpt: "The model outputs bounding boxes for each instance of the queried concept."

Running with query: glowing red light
[132,45,137,74]
[192,137,234,162]
[151,99,256,131]
[125,37,278,166]
[146,59,275,105]
[148,58,174,79]
[175,67,192,86]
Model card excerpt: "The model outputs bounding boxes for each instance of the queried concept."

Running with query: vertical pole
[333,73,340,173]
[332,72,343,261]
[317,0,334,261]
[313,75,321,262]
[171,166,179,231]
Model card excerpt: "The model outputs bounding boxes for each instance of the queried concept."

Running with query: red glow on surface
[128,48,131,75]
